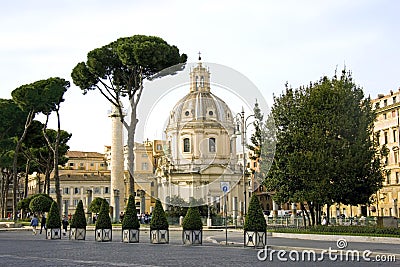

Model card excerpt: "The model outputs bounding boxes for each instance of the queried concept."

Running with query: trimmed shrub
[47,202,61,228]
[182,206,203,230]
[95,199,112,229]
[71,200,87,228]
[122,195,140,230]
[244,194,266,232]
[150,199,169,230]
[28,194,54,213]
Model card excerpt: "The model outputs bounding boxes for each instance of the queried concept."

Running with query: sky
[1,0,399,153]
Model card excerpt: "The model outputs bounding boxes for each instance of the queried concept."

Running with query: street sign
[220,182,230,193]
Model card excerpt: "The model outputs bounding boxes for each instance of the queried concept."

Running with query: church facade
[155,60,247,220]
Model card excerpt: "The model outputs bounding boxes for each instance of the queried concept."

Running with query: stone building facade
[155,60,246,219]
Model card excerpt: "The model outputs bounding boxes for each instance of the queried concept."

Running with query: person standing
[62,215,69,236]
[40,214,46,234]
[30,214,39,235]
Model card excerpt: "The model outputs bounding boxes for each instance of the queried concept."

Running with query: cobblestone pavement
[0,230,399,266]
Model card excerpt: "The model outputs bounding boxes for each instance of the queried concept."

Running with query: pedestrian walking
[40,214,46,234]
[30,214,39,235]
[62,215,69,236]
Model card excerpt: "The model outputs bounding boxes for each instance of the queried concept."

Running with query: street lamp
[235,107,255,217]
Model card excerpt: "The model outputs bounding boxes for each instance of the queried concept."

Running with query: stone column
[86,189,93,224]
[291,203,296,223]
[109,105,125,222]
[232,196,238,226]
[272,200,278,218]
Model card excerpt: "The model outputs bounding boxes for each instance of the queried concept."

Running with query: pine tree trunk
[12,110,35,220]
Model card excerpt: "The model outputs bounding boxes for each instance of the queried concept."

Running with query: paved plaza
[1,229,400,266]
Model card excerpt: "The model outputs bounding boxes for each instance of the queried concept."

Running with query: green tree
[89,197,105,214]
[95,199,112,229]
[0,99,26,218]
[47,201,61,228]
[182,206,203,230]
[11,77,70,219]
[266,70,385,225]
[244,194,266,232]
[150,199,168,230]
[122,195,140,229]
[71,200,87,229]
[71,35,187,195]
[28,194,54,213]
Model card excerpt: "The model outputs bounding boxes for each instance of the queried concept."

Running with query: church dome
[167,62,234,130]
[167,91,233,128]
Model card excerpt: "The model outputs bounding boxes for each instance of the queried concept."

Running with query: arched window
[209,138,216,153]
[183,138,190,152]
[200,76,204,87]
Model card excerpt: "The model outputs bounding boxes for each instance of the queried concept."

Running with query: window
[383,113,387,119]
[142,153,148,158]
[80,163,84,167]
[392,110,397,118]
[396,172,399,184]
[73,199,79,206]
[142,162,148,171]
[69,162,74,167]
[375,132,380,145]
[74,187,80,194]
[393,96,397,104]
[387,173,391,184]
[200,76,204,87]
[63,188,70,194]
[183,138,190,152]
[94,187,100,194]
[208,110,214,116]
[394,130,397,143]
[384,132,388,144]
[104,187,109,194]
[385,157,389,166]
[395,151,398,164]
[100,163,105,167]
[50,188,56,194]
[209,138,216,152]
[90,163,94,166]
[384,99,387,107]
[156,144,162,151]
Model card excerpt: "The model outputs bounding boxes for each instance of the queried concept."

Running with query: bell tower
[190,53,211,93]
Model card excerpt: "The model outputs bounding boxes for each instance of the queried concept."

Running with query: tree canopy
[265,70,385,225]
[71,35,187,196]
[10,77,70,220]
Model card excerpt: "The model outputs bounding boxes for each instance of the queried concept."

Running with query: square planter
[182,229,202,245]
[122,229,139,243]
[46,228,61,240]
[150,229,169,244]
[244,231,266,248]
[70,228,86,240]
[95,228,112,242]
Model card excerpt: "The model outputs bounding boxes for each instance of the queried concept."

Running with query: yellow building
[371,90,400,218]
[27,145,160,218]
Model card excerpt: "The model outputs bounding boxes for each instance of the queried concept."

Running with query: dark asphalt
[0,230,399,266]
